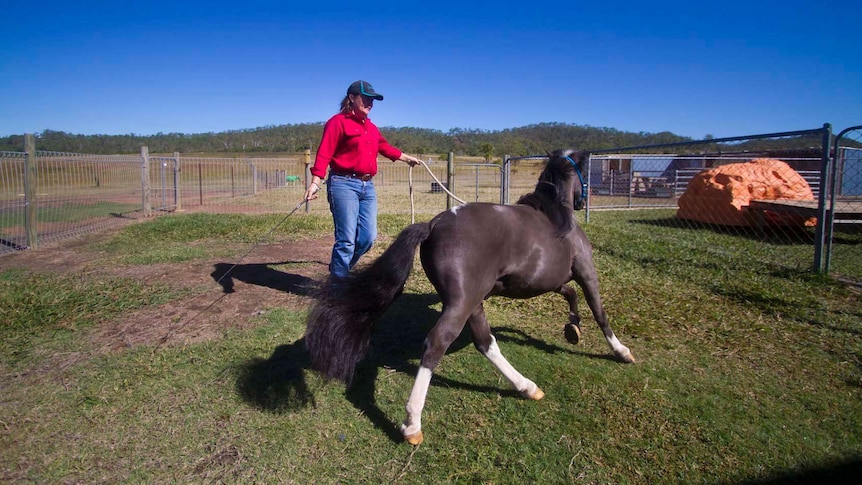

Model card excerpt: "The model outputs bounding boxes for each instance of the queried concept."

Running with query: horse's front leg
[556,284,582,344]
[572,266,636,363]
[469,303,544,400]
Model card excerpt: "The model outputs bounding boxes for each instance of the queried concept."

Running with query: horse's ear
[576,151,589,164]
[548,149,568,159]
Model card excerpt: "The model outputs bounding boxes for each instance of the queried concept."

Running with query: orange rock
[677,158,816,226]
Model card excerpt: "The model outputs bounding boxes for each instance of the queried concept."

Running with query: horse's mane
[516,152,575,237]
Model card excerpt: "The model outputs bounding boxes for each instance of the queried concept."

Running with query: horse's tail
[304,222,433,383]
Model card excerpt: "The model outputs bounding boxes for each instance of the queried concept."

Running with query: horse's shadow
[232,274,613,442]
[233,293,444,423]
[235,337,317,413]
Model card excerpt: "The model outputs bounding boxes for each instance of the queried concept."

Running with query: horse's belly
[492,264,570,299]
[492,285,553,299]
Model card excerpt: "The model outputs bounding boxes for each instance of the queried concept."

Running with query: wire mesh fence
[586,155,822,209]
[0,146,499,255]
[0,150,143,252]
[0,151,27,250]
[572,124,861,284]
[142,154,500,216]
[146,155,313,214]
[2,126,859,285]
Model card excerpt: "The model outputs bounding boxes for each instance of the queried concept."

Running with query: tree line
[0,122,830,159]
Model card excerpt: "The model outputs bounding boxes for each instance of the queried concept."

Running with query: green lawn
[1,210,860,483]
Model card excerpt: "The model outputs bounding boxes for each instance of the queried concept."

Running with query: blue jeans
[326,174,377,280]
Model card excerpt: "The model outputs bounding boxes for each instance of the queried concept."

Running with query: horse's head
[552,149,588,211]
[518,149,589,236]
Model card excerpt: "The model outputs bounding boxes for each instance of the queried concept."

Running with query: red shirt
[311,112,402,179]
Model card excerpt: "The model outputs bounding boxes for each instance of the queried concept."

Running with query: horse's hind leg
[400,300,543,446]
[469,303,544,400]
[401,364,432,445]
[556,284,582,344]
[401,302,474,445]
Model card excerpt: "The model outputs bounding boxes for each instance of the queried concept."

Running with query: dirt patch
[92,240,333,351]
[0,220,336,352]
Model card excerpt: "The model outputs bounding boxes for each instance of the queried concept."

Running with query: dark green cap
[347,80,384,100]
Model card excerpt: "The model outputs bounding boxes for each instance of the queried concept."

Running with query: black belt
[332,171,373,181]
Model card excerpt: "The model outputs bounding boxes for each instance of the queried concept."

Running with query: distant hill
[0,122,830,158]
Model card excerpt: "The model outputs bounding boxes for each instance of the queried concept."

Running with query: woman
[304,80,420,282]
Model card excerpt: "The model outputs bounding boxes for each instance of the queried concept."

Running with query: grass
[1,210,860,483]
[0,269,191,375]
[0,201,141,230]
[37,201,143,222]
[94,212,333,265]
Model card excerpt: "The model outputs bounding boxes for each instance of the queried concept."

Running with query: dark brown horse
[305,149,635,445]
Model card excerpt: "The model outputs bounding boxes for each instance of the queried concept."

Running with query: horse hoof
[526,386,545,400]
[618,350,636,363]
[404,430,424,446]
[564,323,581,344]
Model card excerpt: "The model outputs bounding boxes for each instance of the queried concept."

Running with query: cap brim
[358,83,384,100]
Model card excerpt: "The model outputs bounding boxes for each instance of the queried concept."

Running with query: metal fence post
[446,151,454,210]
[252,164,258,195]
[24,133,37,249]
[173,151,182,211]
[813,123,832,273]
[585,154,592,224]
[160,157,167,210]
[140,146,151,217]
[501,155,509,205]
[304,148,311,213]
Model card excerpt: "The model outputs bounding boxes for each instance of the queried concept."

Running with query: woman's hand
[305,177,322,201]
[401,154,421,167]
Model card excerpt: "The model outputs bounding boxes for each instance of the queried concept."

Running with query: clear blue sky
[2,0,859,141]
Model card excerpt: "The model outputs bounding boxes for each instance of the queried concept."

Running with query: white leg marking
[401,366,432,438]
[484,336,538,397]
[606,333,633,361]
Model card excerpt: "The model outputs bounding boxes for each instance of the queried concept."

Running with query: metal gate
[827,126,862,283]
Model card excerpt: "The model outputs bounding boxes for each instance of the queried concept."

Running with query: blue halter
[565,155,588,204]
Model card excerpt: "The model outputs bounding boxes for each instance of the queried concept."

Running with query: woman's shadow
[211,260,321,296]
